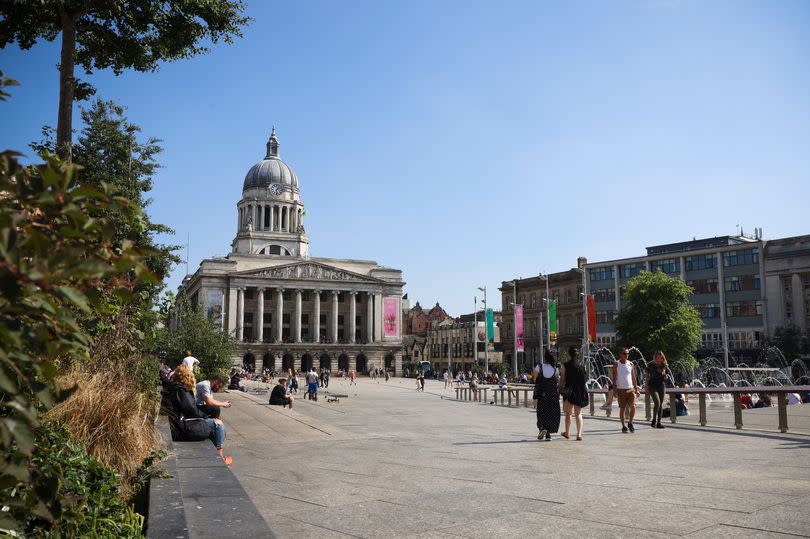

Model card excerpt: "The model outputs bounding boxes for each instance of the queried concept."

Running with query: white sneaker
[600,403,611,410]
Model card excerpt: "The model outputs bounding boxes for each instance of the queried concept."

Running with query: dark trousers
[651,385,665,423]
[198,404,220,419]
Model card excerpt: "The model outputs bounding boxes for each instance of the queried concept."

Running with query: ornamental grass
[46,368,160,495]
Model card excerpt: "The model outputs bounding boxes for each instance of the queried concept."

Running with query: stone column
[237,287,245,342]
[349,292,357,343]
[276,288,284,342]
[256,288,265,342]
[331,291,339,343]
[295,289,302,343]
[679,256,686,281]
[268,205,274,232]
[374,293,383,341]
[227,286,238,334]
[252,204,258,230]
[258,205,263,231]
[367,292,374,343]
[221,290,226,331]
[792,273,805,332]
[313,291,321,343]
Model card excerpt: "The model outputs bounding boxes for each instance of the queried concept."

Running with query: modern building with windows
[584,234,767,356]
[178,130,404,373]
[426,314,502,373]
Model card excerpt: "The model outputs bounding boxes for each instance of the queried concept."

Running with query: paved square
[219,378,810,538]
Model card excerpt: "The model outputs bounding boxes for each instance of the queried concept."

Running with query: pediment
[237,261,383,284]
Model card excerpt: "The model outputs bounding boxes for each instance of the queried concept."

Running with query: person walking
[613,347,639,433]
[560,347,589,441]
[533,350,560,441]
[647,351,668,428]
[350,369,357,386]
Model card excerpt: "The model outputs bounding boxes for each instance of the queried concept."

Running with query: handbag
[180,417,213,441]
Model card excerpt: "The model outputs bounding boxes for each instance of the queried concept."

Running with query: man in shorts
[306,368,319,401]
[612,347,639,433]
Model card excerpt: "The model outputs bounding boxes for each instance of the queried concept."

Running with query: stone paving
[218,378,810,538]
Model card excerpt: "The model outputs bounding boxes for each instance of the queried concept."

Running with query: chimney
[577,256,588,269]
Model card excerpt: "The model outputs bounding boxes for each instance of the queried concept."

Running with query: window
[695,303,720,319]
[687,278,719,294]
[530,293,536,308]
[590,267,615,281]
[621,263,644,279]
[726,300,762,317]
[593,288,615,303]
[724,275,760,292]
[301,291,310,301]
[724,248,759,267]
[263,313,272,324]
[596,310,616,324]
[652,258,680,274]
[283,290,291,300]
[685,254,717,271]
[565,289,572,304]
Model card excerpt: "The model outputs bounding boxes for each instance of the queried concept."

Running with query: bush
[2,421,144,538]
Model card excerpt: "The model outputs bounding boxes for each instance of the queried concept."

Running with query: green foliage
[0,0,251,158]
[152,294,236,380]
[0,151,153,532]
[3,421,144,538]
[0,68,20,100]
[31,99,181,343]
[614,270,703,374]
[770,324,808,360]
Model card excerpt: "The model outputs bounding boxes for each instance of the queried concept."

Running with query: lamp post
[537,273,548,366]
[478,286,489,374]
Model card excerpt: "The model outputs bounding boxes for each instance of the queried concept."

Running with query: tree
[0,0,250,161]
[0,150,154,531]
[152,294,236,380]
[770,325,807,360]
[32,99,180,340]
[614,271,703,374]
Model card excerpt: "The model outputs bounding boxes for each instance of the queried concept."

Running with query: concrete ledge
[147,418,189,538]
[148,416,274,538]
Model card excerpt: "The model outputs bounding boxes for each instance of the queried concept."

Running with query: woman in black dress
[533,350,560,441]
[560,346,589,441]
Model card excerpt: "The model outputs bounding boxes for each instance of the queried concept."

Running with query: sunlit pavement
[219,377,810,538]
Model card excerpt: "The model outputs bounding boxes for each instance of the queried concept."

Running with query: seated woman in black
[170,365,232,466]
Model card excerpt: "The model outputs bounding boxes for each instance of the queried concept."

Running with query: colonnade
[233,286,378,344]
[239,202,303,233]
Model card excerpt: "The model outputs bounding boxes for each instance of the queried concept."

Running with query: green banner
[548,300,557,333]
[486,308,494,342]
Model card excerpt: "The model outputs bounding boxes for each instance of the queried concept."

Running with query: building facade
[179,130,404,373]
[585,234,766,355]
[500,259,587,371]
[402,301,451,337]
[426,315,503,372]
[764,234,810,336]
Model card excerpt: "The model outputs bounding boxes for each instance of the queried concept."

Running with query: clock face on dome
[269,183,283,196]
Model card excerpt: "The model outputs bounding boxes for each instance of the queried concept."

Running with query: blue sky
[2,0,809,316]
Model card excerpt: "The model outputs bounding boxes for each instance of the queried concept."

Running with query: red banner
[587,295,597,342]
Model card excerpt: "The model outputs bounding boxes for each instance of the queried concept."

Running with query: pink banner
[515,304,524,352]
[384,297,398,337]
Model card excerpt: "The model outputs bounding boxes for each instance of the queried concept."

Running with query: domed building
[179,129,404,374]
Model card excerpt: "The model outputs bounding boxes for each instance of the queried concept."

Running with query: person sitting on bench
[269,378,295,408]
[195,374,231,418]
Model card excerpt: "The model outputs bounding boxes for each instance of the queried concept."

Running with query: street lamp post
[478,286,489,374]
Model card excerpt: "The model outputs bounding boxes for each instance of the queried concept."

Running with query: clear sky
[2,0,809,316]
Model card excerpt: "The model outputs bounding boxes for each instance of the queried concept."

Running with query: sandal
[560,432,570,439]
[222,455,233,468]
[576,436,583,441]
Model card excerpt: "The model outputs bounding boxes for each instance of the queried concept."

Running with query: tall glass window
[724,248,759,267]
[621,263,644,279]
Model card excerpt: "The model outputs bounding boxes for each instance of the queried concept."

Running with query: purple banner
[515,304,524,352]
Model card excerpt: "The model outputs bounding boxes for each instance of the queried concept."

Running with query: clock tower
[232,128,309,257]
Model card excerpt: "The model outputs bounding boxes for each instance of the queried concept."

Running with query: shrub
[2,421,144,538]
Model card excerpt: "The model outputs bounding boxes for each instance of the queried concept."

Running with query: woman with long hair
[647,351,668,429]
[170,365,232,466]
[559,346,589,441]
[533,350,560,441]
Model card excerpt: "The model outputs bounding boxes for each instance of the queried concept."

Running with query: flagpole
[473,296,478,369]
[546,275,551,351]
